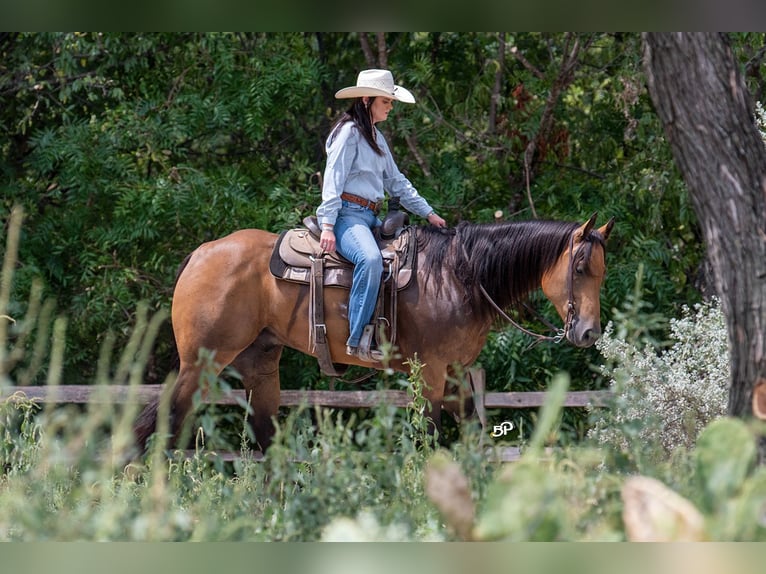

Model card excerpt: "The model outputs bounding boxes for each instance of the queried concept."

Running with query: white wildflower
[755,101,766,143]
[590,299,729,458]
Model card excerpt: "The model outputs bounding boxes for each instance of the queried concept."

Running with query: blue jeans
[334,200,382,348]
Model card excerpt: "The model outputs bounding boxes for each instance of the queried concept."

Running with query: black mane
[417,219,604,315]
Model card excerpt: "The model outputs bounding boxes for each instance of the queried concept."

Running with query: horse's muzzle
[568,320,601,348]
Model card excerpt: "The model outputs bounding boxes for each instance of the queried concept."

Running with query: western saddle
[269,214,415,375]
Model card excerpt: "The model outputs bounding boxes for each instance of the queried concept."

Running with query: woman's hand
[427,212,447,228]
[320,229,336,253]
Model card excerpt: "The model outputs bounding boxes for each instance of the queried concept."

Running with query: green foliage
[2,33,327,384]
[478,318,605,447]
[474,374,574,541]
[476,460,569,541]
[694,418,757,514]
[590,296,729,471]
[609,262,668,348]
[1,394,42,476]
[690,417,766,541]
[2,272,765,541]
[466,413,766,541]
[0,306,491,540]
[1,32,718,389]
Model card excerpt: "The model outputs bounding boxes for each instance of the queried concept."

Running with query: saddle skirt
[268,216,416,375]
[269,217,416,290]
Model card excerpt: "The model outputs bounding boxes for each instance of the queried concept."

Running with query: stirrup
[359,323,376,352]
[346,345,383,363]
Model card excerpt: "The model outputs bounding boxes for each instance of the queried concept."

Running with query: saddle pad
[269,227,415,290]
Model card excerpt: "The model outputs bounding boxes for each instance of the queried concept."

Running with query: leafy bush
[2,288,765,541]
[459,414,766,541]
[589,297,729,467]
[0,365,493,541]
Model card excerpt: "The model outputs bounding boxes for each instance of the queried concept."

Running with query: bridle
[464,229,579,344]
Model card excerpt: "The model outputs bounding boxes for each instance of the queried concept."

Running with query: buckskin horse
[133,212,614,453]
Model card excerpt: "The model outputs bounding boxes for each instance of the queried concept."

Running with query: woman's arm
[379,130,446,226]
[317,123,358,228]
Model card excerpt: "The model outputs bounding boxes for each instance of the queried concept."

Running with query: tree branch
[359,33,376,68]
[488,32,506,135]
[404,133,431,178]
[522,33,593,216]
[376,32,388,68]
[509,45,544,80]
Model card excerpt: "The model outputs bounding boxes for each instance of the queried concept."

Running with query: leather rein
[461,230,578,344]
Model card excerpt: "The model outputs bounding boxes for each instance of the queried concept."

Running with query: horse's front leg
[418,362,448,442]
[442,365,479,423]
[229,331,283,453]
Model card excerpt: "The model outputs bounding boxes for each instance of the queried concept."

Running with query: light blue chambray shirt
[316,122,434,227]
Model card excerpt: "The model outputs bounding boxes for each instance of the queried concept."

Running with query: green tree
[0,33,732,417]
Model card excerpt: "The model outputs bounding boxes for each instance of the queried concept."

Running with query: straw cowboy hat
[334,69,415,104]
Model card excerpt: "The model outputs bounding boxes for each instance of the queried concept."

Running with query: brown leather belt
[341,192,381,214]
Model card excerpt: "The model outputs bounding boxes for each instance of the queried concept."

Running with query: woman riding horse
[316,69,447,362]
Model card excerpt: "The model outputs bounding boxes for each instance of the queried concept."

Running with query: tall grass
[1,206,494,540]
[3,204,766,541]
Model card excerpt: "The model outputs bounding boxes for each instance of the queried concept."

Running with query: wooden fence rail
[1,374,612,463]
[0,385,612,409]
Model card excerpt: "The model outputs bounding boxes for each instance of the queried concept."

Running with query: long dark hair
[328,97,384,156]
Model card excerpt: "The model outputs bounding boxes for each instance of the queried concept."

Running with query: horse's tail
[132,397,160,453]
[174,251,194,288]
[133,250,194,453]
[166,251,193,371]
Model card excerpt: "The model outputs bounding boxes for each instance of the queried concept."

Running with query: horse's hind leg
[133,360,210,453]
[134,332,282,454]
[229,330,283,453]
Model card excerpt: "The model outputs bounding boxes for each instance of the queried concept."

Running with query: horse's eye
[575,264,585,275]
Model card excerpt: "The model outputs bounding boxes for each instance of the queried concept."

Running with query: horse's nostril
[583,328,601,343]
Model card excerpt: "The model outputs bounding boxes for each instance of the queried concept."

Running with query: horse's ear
[574,212,598,243]
[598,217,615,242]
